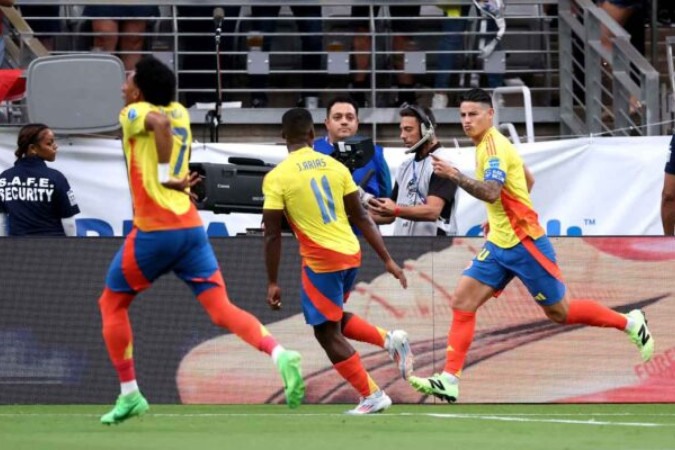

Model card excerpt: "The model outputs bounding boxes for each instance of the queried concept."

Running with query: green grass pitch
[0,404,673,450]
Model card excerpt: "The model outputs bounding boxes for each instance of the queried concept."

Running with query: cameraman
[368,105,458,236]
[314,96,391,199]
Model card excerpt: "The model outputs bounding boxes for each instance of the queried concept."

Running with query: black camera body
[331,136,375,172]
[189,158,273,214]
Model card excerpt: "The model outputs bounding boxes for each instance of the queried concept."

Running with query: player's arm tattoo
[456,173,502,203]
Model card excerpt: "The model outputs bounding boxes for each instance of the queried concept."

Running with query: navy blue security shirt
[313,136,392,198]
[0,156,80,236]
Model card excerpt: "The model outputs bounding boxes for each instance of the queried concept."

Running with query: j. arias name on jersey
[0,176,55,202]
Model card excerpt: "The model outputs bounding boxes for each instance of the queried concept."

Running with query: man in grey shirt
[369,105,459,236]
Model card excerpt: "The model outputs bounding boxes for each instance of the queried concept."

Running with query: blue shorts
[105,227,221,296]
[301,265,358,326]
[463,236,566,306]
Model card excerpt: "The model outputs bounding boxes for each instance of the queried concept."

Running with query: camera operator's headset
[400,103,435,154]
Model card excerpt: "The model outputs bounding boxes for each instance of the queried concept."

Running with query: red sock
[565,299,628,329]
[99,288,136,382]
[197,281,278,355]
[342,314,386,347]
[443,309,476,377]
[334,353,379,397]
[114,360,136,383]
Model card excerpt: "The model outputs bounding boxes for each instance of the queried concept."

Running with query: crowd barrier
[0,130,670,236]
[1,236,673,404]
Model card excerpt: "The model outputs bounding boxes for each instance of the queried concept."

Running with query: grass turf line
[0,404,673,450]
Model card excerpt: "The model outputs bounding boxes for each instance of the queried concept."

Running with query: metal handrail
[558,0,661,137]
[17,0,660,144]
[12,2,559,113]
[493,85,534,143]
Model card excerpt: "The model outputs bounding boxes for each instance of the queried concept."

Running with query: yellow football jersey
[119,101,201,231]
[476,127,544,248]
[263,146,361,272]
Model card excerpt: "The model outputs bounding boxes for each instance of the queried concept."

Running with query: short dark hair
[134,56,175,106]
[399,104,436,129]
[325,96,359,118]
[282,108,314,144]
[459,88,493,108]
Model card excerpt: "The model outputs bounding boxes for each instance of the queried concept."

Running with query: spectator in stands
[432,2,508,101]
[83,5,159,72]
[175,6,240,108]
[0,123,80,236]
[313,96,391,201]
[368,104,459,236]
[662,134,675,236]
[596,0,646,115]
[433,5,469,109]
[598,0,646,55]
[0,0,16,67]
[19,4,60,51]
[248,6,323,108]
[351,6,419,107]
[473,0,505,89]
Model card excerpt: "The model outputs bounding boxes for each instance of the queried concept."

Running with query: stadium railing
[558,0,661,137]
[5,0,664,139]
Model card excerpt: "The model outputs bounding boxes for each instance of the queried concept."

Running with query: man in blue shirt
[313,96,391,200]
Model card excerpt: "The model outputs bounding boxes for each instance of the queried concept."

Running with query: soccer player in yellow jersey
[98,57,304,424]
[409,88,655,403]
[263,108,410,414]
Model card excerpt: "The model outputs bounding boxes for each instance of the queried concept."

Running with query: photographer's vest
[393,149,458,237]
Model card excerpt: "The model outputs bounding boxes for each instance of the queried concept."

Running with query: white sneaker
[345,390,392,415]
[385,330,414,380]
[432,93,448,109]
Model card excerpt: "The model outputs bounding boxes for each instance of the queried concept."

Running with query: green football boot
[626,309,654,362]
[276,350,305,409]
[409,374,459,403]
[100,391,149,425]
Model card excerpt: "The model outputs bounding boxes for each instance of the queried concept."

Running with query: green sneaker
[100,391,149,425]
[409,374,458,403]
[276,350,305,409]
[626,309,654,362]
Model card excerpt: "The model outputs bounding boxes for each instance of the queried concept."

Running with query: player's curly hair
[460,88,493,107]
[133,56,175,107]
[15,123,49,160]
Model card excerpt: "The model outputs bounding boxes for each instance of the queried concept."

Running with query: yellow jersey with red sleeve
[119,101,202,231]
[262,146,361,273]
[476,127,545,248]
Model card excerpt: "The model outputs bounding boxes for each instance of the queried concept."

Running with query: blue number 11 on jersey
[310,176,337,224]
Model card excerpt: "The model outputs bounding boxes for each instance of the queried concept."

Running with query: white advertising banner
[0,129,669,236]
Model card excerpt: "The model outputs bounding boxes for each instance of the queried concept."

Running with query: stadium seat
[25,53,125,134]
